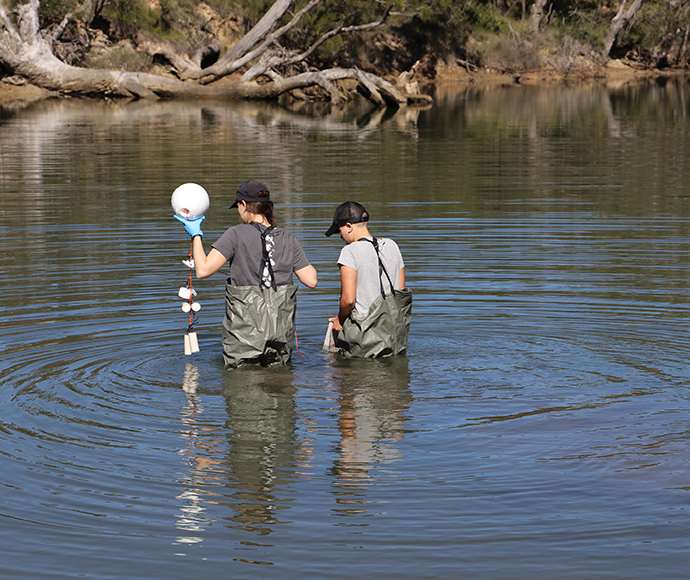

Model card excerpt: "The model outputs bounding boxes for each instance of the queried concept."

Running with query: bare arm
[329,265,357,332]
[192,237,227,279]
[399,267,405,289]
[295,264,318,288]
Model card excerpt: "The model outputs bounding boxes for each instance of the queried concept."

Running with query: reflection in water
[329,357,413,518]
[174,363,224,548]
[221,366,299,539]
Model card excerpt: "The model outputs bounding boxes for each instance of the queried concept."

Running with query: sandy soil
[433,59,689,89]
[0,79,55,108]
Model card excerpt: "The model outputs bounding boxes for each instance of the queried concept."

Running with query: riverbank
[433,59,690,89]
[2,59,688,109]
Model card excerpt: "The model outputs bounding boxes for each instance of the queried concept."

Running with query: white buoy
[171,183,210,219]
[191,302,201,312]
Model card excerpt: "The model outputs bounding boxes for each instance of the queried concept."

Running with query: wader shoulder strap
[359,237,395,298]
[252,222,277,290]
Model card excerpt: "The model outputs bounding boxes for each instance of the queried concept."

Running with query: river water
[1,80,689,579]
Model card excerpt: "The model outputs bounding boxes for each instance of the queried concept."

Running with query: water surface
[1,81,689,579]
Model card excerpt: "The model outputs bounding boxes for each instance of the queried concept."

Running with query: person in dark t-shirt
[175,179,317,367]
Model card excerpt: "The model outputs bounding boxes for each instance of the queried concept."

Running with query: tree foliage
[24,0,690,72]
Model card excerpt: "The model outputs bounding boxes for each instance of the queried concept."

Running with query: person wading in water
[175,179,317,368]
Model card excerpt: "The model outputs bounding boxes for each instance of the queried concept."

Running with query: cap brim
[230,200,239,208]
[325,223,339,237]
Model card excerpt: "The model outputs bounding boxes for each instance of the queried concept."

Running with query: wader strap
[360,237,395,298]
[252,222,277,290]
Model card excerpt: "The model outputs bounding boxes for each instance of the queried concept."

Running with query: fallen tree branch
[239,4,394,83]
[287,4,393,68]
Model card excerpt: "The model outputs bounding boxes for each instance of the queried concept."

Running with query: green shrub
[463,2,506,34]
[39,0,79,25]
[85,40,154,71]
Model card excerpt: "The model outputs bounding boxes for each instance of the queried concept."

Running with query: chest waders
[222,224,298,368]
[331,237,412,358]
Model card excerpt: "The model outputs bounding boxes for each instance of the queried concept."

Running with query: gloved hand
[174,215,205,238]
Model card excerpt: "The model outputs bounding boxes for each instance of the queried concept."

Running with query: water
[1,81,689,579]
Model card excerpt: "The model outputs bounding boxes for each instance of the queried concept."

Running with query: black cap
[230,179,271,208]
[325,201,369,237]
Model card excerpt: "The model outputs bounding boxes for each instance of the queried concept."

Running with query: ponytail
[245,190,275,225]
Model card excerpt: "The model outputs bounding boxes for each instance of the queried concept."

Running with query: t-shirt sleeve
[337,245,357,270]
[390,239,404,270]
[291,232,311,272]
[211,227,237,261]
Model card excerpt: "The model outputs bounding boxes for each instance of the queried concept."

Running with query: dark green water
[1,81,689,579]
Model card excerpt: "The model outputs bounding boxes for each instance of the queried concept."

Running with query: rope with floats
[179,239,201,355]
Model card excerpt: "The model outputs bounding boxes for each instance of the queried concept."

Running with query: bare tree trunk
[206,0,294,70]
[528,0,549,32]
[82,0,106,25]
[604,0,645,56]
[182,0,320,83]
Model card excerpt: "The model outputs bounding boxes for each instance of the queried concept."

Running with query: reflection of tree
[174,362,225,547]
[329,357,413,517]
[221,366,298,536]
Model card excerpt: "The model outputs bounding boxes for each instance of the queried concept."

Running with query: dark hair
[245,190,275,225]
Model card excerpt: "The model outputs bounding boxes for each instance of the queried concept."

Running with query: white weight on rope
[178,287,197,299]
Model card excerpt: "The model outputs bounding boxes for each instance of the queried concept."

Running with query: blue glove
[174,215,205,238]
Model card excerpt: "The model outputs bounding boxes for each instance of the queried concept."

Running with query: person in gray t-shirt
[181,180,317,288]
[174,179,317,367]
[324,201,405,334]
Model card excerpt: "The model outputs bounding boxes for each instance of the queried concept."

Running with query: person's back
[213,222,306,287]
[337,236,404,315]
[324,201,411,358]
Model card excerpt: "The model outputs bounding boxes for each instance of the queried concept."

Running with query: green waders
[221,224,298,369]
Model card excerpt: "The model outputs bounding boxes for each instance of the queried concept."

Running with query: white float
[171,183,210,219]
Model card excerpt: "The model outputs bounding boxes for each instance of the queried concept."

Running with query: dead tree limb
[604,0,646,56]
[182,0,321,83]
[239,5,394,83]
